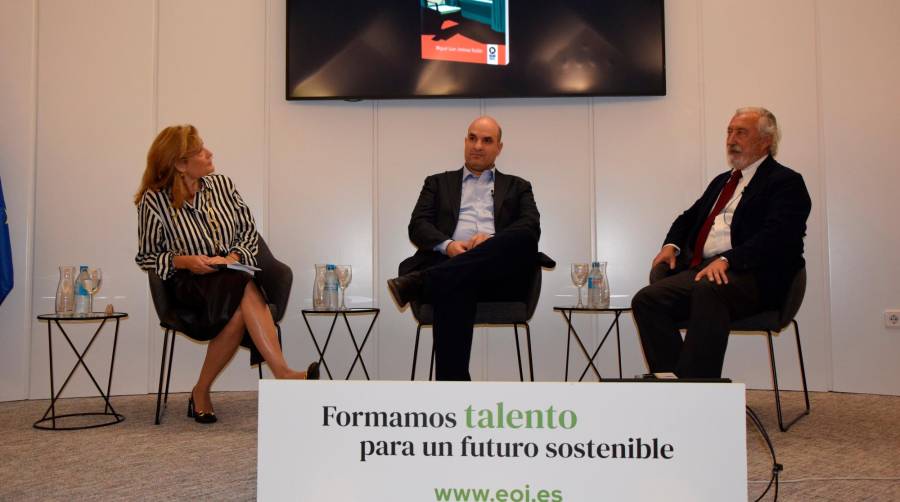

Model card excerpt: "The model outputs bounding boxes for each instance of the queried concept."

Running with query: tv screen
[286,0,665,100]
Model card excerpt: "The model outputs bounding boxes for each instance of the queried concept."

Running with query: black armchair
[660,265,810,432]
[410,252,555,381]
[726,268,810,431]
[149,236,293,424]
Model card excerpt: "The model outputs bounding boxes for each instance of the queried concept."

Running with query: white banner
[258,381,746,502]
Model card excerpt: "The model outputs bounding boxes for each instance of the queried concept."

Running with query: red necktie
[690,170,743,268]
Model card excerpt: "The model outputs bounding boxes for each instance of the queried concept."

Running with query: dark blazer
[664,155,811,307]
[399,168,541,275]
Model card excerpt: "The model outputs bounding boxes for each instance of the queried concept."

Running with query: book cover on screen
[420,0,509,66]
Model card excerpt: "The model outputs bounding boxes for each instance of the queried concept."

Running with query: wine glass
[570,263,589,308]
[84,268,102,313]
[336,265,352,310]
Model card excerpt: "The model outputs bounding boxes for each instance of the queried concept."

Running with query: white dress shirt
[702,156,764,259]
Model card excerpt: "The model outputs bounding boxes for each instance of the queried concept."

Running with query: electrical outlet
[886,310,900,329]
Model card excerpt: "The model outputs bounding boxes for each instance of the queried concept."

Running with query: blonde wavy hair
[134,124,202,209]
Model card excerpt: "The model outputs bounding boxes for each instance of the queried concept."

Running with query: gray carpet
[1,390,898,501]
[745,391,900,501]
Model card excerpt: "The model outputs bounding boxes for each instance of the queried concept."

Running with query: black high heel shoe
[188,391,217,424]
[306,361,320,380]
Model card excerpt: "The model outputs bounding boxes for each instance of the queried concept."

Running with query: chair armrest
[778,268,806,329]
[254,238,294,324]
[522,252,553,319]
[147,270,185,330]
[649,262,673,284]
[537,252,556,269]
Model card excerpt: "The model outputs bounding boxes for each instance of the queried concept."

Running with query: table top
[37,312,128,321]
[301,307,379,314]
[553,303,632,312]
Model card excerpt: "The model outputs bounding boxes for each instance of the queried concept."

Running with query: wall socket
[886,310,900,329]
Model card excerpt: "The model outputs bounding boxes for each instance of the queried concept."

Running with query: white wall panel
[0,0,36,401]
[267,0,376,379]
[153,0,268,393]
[819,0,900,394]
[590,0,703,381]
[157,0,267,222]
[700,0,830,391]
[30,0,155,398]
[2,0,899,401]
[484,99,594,381]
[267,100,376,380]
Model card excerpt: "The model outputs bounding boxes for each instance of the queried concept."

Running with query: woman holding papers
[134,124,318,424]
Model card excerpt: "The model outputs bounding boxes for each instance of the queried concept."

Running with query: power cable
[747,405,782,501]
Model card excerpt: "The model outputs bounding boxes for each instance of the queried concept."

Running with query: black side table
[301,308,379,380]
[35,312,127,430]
[554,300,631,381]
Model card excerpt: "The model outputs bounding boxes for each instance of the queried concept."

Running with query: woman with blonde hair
[135,124,317,424]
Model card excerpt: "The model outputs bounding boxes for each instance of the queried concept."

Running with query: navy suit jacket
[664,155,811,307]
[399,168,540,275]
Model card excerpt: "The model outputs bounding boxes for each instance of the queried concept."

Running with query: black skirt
[166,269,264,365]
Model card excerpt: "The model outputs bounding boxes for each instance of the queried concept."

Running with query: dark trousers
[631,260,761,378]
[421,230,537,381]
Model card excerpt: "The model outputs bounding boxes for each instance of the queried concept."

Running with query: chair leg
[411,324,423,381]
[513,324,524,382]
[765,330,785,431]
[525,322,534,382]
[155,329,171,425]
[429,335,436,382]
[164,333,176,406]
[766,322,810,432]
[794,320,811,413]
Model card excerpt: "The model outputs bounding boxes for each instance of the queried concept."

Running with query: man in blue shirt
[388,116,541,380]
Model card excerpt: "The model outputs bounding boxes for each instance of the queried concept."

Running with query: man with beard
[632,107,811,378]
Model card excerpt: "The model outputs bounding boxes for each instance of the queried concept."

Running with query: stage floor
[1,390,898,501]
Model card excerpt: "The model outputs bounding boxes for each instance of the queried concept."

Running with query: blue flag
[0,177,13,304]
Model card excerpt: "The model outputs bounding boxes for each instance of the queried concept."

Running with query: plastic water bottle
[324,264,339,310]
[587,262,603,308]
[74,265,91,315]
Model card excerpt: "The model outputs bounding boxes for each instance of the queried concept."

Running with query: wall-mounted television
[286,0,665,100]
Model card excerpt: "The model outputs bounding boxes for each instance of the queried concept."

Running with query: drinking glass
[570,263,589,308]
[84,268,102,313]
[336,265,352,310]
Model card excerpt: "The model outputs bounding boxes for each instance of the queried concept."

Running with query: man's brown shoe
[387,272,424,308]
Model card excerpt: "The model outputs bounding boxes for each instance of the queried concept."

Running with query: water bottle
[587,262,603,308]
[324,264,339,310]
[74,265,91,315]
[55,265,76,315]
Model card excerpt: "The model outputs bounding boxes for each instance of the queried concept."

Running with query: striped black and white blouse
[135,174,259,280]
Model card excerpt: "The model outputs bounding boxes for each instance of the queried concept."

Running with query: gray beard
[727,152,762,170]
[727,155,745,170]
